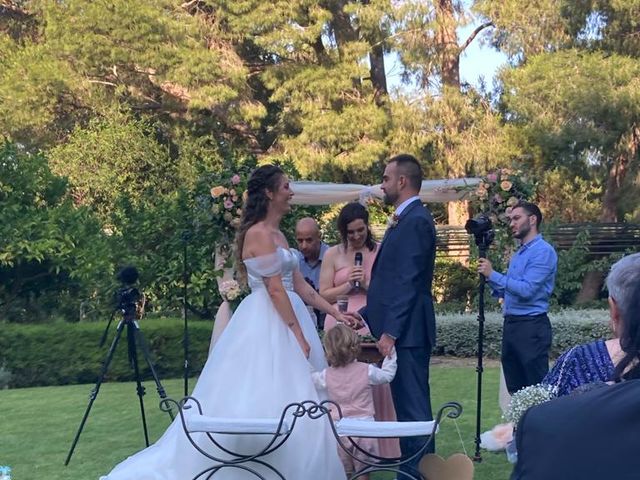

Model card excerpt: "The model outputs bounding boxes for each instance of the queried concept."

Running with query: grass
[0,365,511,479]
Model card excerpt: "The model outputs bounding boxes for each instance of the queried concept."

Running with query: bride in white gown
[101,165,351,480]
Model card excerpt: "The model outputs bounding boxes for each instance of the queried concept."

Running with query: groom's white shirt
[395,195,421,216]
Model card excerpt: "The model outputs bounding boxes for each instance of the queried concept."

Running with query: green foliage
[0,319,213,388]
[0,143,112,322]
[433,257,478,305]
[549,230,592,306]
[474,0,575,60]
[434,310,611,359]
[0,39,86,146]
[106,192,221,318]
[1,311,612,388]
[502,50,640,160]
[537,167,602,222]
[48,112,179,219]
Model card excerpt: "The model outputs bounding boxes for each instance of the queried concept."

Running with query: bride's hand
[337,312,364,329]
[296,334,311,358]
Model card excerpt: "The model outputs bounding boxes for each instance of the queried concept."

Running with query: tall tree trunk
[369,43,388,104]
[436,0,465,226]
[330,0,358,54]
[437,0,460,89]
[435,4,492,227]
[576,125,639,303]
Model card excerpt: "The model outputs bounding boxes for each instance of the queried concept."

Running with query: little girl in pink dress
[312,325,397,480]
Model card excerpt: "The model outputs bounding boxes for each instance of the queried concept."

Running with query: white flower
[504,383,555,426]
[219,280,242,301]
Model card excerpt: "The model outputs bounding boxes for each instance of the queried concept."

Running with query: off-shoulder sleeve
[243,251,283,277]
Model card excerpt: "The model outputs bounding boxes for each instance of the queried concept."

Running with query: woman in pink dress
[319,202,401,459]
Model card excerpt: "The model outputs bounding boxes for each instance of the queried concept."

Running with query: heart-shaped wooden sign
[419,453,474,480]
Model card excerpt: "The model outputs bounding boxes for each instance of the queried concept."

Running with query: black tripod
[65,307,173,465]
[465,215,495,462]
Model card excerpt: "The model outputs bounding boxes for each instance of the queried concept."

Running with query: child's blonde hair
[323,324,361,367]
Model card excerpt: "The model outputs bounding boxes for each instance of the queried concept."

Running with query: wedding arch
[209,176,481,351]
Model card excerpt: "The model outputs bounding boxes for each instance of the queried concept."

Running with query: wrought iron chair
[161,397,329,480]
[162,396,462,480]
[322,400,463,480]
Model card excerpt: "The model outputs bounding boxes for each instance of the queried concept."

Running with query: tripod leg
[127,322,150,447]
[474,247,488,462]
[133,323,175,420]
[65,321,126,465]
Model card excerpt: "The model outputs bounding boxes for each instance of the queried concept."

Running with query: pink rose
[231,175,241,185]
[224,199,234,210]
[487,173,498,183]
[494,194,504,203]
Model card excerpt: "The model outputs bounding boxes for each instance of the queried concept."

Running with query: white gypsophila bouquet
[504,383,555,427]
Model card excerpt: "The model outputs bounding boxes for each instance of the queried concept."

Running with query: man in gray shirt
[293,217,329,328]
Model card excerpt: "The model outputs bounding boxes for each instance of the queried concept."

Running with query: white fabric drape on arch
[289,178,480,205]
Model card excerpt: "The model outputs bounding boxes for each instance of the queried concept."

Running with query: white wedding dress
[101,248,345,480]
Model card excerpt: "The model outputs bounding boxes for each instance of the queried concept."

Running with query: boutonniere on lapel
[387,213,400,229]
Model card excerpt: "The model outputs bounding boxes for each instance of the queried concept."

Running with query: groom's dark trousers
[359,198,437,472]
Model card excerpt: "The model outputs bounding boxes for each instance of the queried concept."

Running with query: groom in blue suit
[354,154,437,470]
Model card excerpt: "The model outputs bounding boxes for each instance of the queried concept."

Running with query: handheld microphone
[354,252,363,289]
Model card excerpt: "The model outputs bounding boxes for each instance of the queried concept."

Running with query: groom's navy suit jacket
[360,199,436,348]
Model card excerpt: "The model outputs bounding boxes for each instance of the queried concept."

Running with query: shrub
[433,310,610,359]
[0,143,113,322]
[0,319,213,388]
[1,310,611,388]
[433,257,478,305]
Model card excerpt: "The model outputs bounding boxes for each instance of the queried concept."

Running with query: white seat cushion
[185,416,292,435]
[335,418,437,438]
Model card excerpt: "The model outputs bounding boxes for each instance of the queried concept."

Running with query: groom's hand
[377,334,395,357]
[342,312,365,329]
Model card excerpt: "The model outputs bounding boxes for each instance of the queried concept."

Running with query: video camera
[465,214,495,250]
[115,266,142,320]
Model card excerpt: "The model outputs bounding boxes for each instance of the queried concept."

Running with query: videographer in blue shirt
[478,201,558,394]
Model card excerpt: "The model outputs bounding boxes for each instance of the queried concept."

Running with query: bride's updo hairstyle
[235,165,285,282]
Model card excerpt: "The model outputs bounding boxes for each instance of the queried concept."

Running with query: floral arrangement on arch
[209,171,247,253]
[475,168,536,226]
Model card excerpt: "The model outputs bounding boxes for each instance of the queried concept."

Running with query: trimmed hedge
[1,310,611,388]
[0,318,213,388]
[434,309,611,358]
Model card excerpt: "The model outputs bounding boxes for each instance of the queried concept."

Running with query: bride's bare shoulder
[243,224,276,258]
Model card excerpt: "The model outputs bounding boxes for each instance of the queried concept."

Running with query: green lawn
[0,365,511,479]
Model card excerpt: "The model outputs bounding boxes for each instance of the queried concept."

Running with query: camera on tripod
[115,266,142,320]
[465,213,495,250]
[66,264,171,465]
